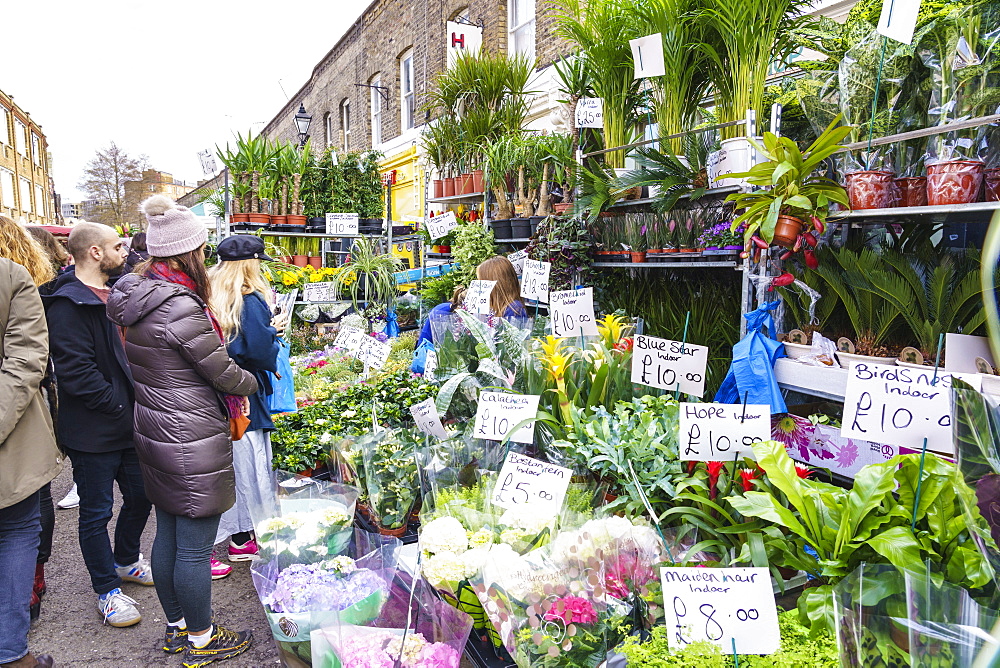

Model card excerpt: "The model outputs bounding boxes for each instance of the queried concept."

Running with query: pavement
[29,465,476,668]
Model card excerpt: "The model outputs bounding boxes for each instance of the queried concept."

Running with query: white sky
[3,0,371,202]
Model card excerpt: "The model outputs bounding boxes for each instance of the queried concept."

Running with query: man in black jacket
[43,223,153,628]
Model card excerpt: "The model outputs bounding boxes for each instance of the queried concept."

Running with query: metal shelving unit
[592,261,739,268]
[830,200,1000,225]
[607,185,742,209]
[428,191,487,204]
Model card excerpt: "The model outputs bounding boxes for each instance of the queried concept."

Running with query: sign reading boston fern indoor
[491,451,572,516]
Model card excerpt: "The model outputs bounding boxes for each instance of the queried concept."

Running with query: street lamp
[294,104,312,148]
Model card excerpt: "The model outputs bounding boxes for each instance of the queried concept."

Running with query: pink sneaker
[210,558,232,580]
[228,538,259,562]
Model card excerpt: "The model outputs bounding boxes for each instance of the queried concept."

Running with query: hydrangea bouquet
[311,577,472,668]
[251,529,401,666]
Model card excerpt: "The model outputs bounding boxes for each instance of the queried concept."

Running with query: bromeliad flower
[794,464,812,479]
[596,314,628,349]
[739,467,761,492]
[771,414,814,460]
[706,461,724,499]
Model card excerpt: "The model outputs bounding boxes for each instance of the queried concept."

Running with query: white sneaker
[57,484,80,509]
[98,588,141,627]
[115,554,155,586]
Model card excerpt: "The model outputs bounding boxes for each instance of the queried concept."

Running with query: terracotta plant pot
[986,168,1000,202]
[772,215,804,248]
[895,177,927,207]
[553,202,573,214]
[926,159,984,205]
[291,255,308,267]
[247,213,271,226]
[444,177,457,197]
[460,172,474,195]
[230,213,250,224]
[629,251,646,263]
[846,170,896,209]
[286,214,307,226]
[270,215,288,226]
[471,169,484,193]
[307,256,323,269]
[377,524,408,538]
[665,248,679,253]
[279,256,292,264]
[433,179,444,199]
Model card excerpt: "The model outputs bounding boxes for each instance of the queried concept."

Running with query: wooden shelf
[830,200,1000,225]
[774,358,848,402]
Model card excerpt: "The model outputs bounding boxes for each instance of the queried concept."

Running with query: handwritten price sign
[520,259,551,303]
[473,391,540,443]
[679,403,770,461]
[492,451,571,515]
[326,213,359,236]
[426,211,459,240]
[466,280,496,315]
[661,567,780,655]
[631,335,709,397]
[508,249,528,275]
[550,287,597,338]
[302,281,335,302]
[357,335,392,370]
[332,326,365,353]
[409,398,448,439]
[575,97,604,129]
[840,362,980,454]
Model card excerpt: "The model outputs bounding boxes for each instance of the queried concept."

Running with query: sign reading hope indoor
[550,287,598,338]
[520,259,551,303]
[426,211,459,240]
[631,335,709,397]
[678,403,771,461]
[492,451,572,515]
[840,361,981,453]
[660,567,780,655]
[473,391,541,443]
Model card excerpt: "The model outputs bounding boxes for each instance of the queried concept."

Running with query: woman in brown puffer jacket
[107,195,258,667]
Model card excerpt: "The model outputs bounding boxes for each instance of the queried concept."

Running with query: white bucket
[709,137,762,189]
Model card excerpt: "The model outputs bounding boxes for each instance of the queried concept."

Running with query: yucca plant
[697,0,811,140]
[853,250,986,360]
[483,134,521,220]
[553,0,643,168]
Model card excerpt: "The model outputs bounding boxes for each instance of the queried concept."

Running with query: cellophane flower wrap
[251,528,401,666]
[471,544,629,668]
[249,470,359,569]
[354,427,423,530]
[311,576,473,668]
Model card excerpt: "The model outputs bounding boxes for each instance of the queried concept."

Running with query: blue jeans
[152,508,221,631]
[0,491,41,663]
[66,448,152,595]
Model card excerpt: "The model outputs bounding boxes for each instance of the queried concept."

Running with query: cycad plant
[853,249,986,359]
[696,0,811,140]
[553,0,643,167]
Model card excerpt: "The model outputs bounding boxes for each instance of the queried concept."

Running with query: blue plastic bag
[269,337,297,414]
[714,300,787,414]
[411,339,434,375]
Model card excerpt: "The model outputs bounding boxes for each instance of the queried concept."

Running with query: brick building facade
[0,88,56,224]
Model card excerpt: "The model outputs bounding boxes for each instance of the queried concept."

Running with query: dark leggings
[151,507,220,631]
[37,483,54,564]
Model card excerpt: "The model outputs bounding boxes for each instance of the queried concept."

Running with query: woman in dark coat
[106,195,257,666]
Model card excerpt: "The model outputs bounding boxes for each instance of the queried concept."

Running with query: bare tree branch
[77,142,146,228]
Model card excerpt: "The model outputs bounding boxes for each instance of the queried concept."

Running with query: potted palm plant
[727,115,851,250]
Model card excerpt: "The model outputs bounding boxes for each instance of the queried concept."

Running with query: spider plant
[853,249,986,359]
[553,0,643,168]
[696,0,811,140]
[330,238,403,312]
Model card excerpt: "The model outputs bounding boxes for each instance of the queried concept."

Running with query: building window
[35,184,45,217]
[0,107,8,145]
[324,112,334,148]
[340,99,351,152]
[15,121,26,156]
[400,50,415,131]
[370,75,382,146]
[0,169,13,207]
[508,0,536,60]
[31,133,40,165]
[19,177,31,213]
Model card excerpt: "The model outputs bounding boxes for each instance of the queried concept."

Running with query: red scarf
[148,262,244,419]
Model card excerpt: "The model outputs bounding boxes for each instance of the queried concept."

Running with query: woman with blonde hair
[0,216,55,287]
[476,255,527,318]
[206,235,282,578]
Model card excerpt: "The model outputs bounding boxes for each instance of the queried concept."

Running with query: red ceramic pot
[460,173,474,195]
[433,179,444,199]
[471,169,484,193]
[286,215,307,226]
[230,213,250,223]
[291,255,308,267]
[895,177,928,207]
[307,256,323,269]
[846,171,896,210]
[772,215,804,248]
[984,168,1000,202]
[926,160,984,205]
[629,251,646,263]
[247,213,271,225]
[443,178,456,197]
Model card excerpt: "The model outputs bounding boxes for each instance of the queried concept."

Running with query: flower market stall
[235,0,1000,665]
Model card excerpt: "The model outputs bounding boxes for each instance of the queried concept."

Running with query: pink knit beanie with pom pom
[141,194,207,257]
